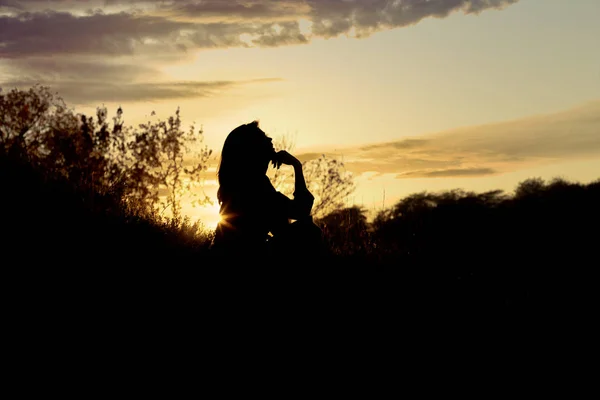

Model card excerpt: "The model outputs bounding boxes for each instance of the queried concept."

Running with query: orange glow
[198,202,222,231]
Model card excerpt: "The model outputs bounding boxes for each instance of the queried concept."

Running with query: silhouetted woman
[211,121,322,260]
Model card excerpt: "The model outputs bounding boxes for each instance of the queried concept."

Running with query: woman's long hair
[217,121,269,204]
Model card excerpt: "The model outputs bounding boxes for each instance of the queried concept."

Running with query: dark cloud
[0,11,192,58]
[0,0,23,9]
[0,1,521,58]
[47,80,268,104]
[250,21,309,47]
[2,57,161,83]
[308,0,520,38]
[1,75,282,105]
[297,101,600,179]
[0,53,282,104]
[1,1,106,11]
[164,0,307,21]
[0,1,521,103]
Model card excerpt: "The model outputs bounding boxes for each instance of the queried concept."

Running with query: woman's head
[217,121,275,201]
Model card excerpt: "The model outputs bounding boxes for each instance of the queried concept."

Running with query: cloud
[1,57,161,83]
[0,59,282,104]
[0,0,22,10]
[397,168,496,178]
[47,78,280,104]
[0,1,521,58]
[308,0,520,38]
[0,10,192,58]
[360,138,430,151]
[297,101,600,179]
[0,1,520,104]
[0,54,282,105]
[162,0,309,22]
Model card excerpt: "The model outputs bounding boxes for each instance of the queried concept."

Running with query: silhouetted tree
[3,85,600,315]
[0,85,212,220]
[272,135,355,219]
[514,177,546,199]
[315,206,370,256]
[127,107,212,220]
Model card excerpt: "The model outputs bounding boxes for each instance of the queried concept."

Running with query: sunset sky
[1,0,599,228]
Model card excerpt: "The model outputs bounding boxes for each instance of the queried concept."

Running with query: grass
[2,147,599,322]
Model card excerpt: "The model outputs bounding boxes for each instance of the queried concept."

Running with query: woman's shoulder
[255,175,279,195]
[221,176,273,194]
[220,177,280,209]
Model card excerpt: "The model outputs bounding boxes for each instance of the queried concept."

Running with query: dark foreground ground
[2,152,598,361]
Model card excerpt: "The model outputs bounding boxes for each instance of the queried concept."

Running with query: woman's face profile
[251,126,275,163]
[222,122,276,174]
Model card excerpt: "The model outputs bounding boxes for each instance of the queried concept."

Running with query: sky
[1,0,599,228]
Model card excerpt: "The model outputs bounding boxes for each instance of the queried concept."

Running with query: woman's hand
[272,150,301,169]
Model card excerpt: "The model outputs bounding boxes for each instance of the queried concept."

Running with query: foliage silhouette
[2,85,599,317]
[0,85,212,221]
[315,205,370,256]
[271,135,355,219]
